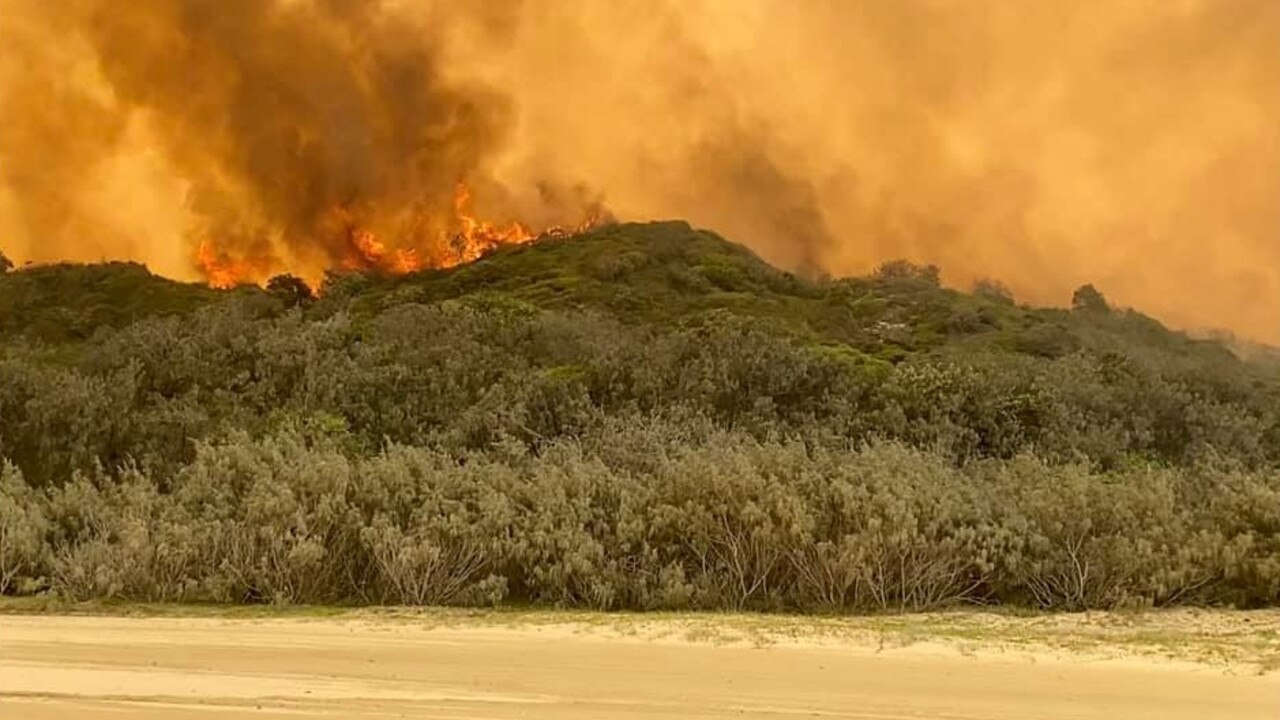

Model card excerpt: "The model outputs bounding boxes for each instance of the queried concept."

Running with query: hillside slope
[2,221,1280,611]
[2,220,1276,477]
[3,221,1255,370]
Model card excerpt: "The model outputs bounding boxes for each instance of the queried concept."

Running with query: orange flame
[346,229,424,275]
[445,182,536,267]
[196,241,257,290]
[194,183,601,289]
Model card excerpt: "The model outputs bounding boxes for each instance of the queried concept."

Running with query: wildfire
[450,182,536,267]
[197,241,261,290]
[345,230,424,275]
[194,183,603,289]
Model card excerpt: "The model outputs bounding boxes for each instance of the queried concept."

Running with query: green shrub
[0,462,47,594]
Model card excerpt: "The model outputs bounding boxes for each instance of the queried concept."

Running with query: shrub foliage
[1,223,1278,610]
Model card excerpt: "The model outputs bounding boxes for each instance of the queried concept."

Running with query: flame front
[195,183,602,289]
[343,230,424,275]
[197,241,260,290]
[449,183,535,267]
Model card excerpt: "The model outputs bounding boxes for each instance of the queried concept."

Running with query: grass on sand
[3,596,1276,674]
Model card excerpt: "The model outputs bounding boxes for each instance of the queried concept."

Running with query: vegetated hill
[3,222,1280,612]
[347,220,1251,367]
[1,220,1276,466]
[0,261,229,344]
[6,221,1251,365]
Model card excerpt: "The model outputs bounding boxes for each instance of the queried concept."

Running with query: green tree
[266,274,314,308]
[1072,284,1110,313]
[973,278,1014,304]
[875,259,941,286]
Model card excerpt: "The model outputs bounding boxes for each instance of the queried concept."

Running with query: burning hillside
[2,1,1278,341]
[0,0,609,294]
[195,182,604,288]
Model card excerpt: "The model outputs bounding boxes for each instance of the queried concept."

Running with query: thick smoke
[2,1,1278,341]
[1,0,528,280]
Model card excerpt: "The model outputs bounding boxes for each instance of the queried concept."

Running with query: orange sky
[2,1,1278,341]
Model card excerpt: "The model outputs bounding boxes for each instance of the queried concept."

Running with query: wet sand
[1,613,1276,719]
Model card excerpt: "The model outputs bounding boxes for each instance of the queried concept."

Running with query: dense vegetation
[2,222,1278,611]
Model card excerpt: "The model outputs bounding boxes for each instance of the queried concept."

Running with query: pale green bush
[5,433,1280,611]
[0,462,47,594]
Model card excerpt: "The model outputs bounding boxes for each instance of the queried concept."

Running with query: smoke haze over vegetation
[1,1,1277,340]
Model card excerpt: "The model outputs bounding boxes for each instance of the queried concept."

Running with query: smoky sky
[2,0,1278,342]
[2,0,520,276]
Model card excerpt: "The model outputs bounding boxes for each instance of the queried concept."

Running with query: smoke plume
[2,1,1278,341]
